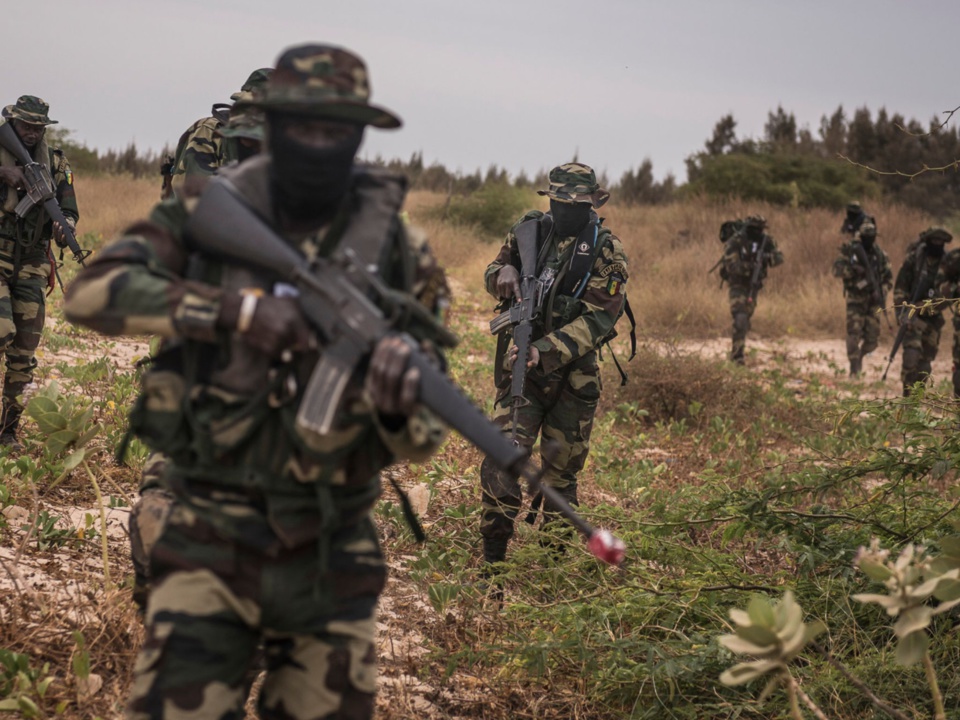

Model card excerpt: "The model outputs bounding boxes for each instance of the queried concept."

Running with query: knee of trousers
[480,456,521,501]
[733,312,751,335]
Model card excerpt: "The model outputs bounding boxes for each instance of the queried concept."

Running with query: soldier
[480,163,628,576]
[65,43,449,719]
[718,215,783,364]
[893,227,953,395]
[841,200,874,236]
[164,67,272,199]
[832,222,892,376]
[0,95,78,449]
[936,244,960,397]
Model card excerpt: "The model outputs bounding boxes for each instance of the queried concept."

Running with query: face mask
[927,243,945,259]
[861,236,876,250]
[746,226,764,241]
[549,200,592,236]
[268,114,364,222]
[236,139,260,163]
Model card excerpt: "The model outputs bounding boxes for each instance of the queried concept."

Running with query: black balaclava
[268,113,364,223]
[926,242,946,259]
[236,139,260,163]
[549,199,592,237]
[861,234,876,251]
[746,225,764,242]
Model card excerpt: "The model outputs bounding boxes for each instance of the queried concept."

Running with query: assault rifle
[746,234,769,306]
[0,119,88,266]
[850,242,892,330]
[185,177,626,565]
[882,253,934,382]
[488,221,548,442]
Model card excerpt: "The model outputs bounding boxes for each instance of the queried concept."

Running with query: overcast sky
[5,0,958,183]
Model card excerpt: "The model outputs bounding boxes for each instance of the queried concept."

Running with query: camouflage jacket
[484,209,628,375]
[894,241,945,317]
[832,239,892,304]
[169,114,237,198]
[0,139,78,266]
[719,231,784,289]
[64,157,449,545]
[936,247,960,308]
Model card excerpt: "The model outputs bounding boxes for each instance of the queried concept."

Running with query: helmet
[744,214,767,229]
[858,222,877,239]
[846,201,862,214]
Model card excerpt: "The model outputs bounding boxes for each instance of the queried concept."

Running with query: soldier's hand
[220,292,312,358]
[507,344,540,370]
[366,335,420,417]
[496,266,521,300]
[0,166,26,190]
[52,221,68,249]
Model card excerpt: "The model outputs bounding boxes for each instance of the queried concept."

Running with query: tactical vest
[0,141,58,261]
[127,159,416,529]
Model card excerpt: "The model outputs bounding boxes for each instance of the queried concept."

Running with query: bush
[442,182,539,239]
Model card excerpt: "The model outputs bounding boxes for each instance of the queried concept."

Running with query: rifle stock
[0,119,87,266]
[186,177,625,564]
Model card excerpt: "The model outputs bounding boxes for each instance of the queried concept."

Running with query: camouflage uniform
[130,93,271,612]
[65,45,449,720]
[893,228,953,395]
[0,96,78,445]
[937,246,960,396]
[832,222,892,376]
[480,164,628,568]
[166,68,272,199]
[718,215,783,364]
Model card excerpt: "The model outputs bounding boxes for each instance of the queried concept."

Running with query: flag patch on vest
[65,168,73,185]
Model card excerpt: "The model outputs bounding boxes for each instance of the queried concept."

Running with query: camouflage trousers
[479,353,600,549]
[129,452,173,611]
[728,286,756,363]
[0,267,47,413]
[128,499,385,720]
[844,299,881,362]
[900,314,943,395]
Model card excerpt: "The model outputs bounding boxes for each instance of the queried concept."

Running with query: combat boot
[0,403,23,452]
[477,537,508,606]
[849,357,862,377]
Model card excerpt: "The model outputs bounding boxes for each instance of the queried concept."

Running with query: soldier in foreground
[892,227,952,395]
[0,95,78,448]
[718,215,783,364]
[832,222,892,376]
[65,44,449,719]
[163,67,272,199]
[481,163,628,576]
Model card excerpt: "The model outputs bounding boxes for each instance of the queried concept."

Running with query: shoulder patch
[598,262,627,278]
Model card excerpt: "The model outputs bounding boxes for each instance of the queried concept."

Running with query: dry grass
[1,177,943,719]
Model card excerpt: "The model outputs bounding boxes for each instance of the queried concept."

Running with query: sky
[5,0,959,184]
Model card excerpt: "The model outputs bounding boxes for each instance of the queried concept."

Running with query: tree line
[47,104,960,217]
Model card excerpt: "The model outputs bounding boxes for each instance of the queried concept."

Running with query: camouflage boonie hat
[920,226,953,244]
[744,214,767,228]
[857,221,877,238]
[536,163,610,208]
[846,200,862,213]
[237,44,401,129]
[230,68,273,102]
[217,106,265,142]
[2,95,57,126]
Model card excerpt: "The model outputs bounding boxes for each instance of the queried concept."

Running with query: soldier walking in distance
[480,163,629,579]
[936,243,960,397]
[841,200,874,237]
[718,215,783,364]
[893,227,952,395]
[65,44,450,719]
[0,95,78,449]
[832,221,892,376]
